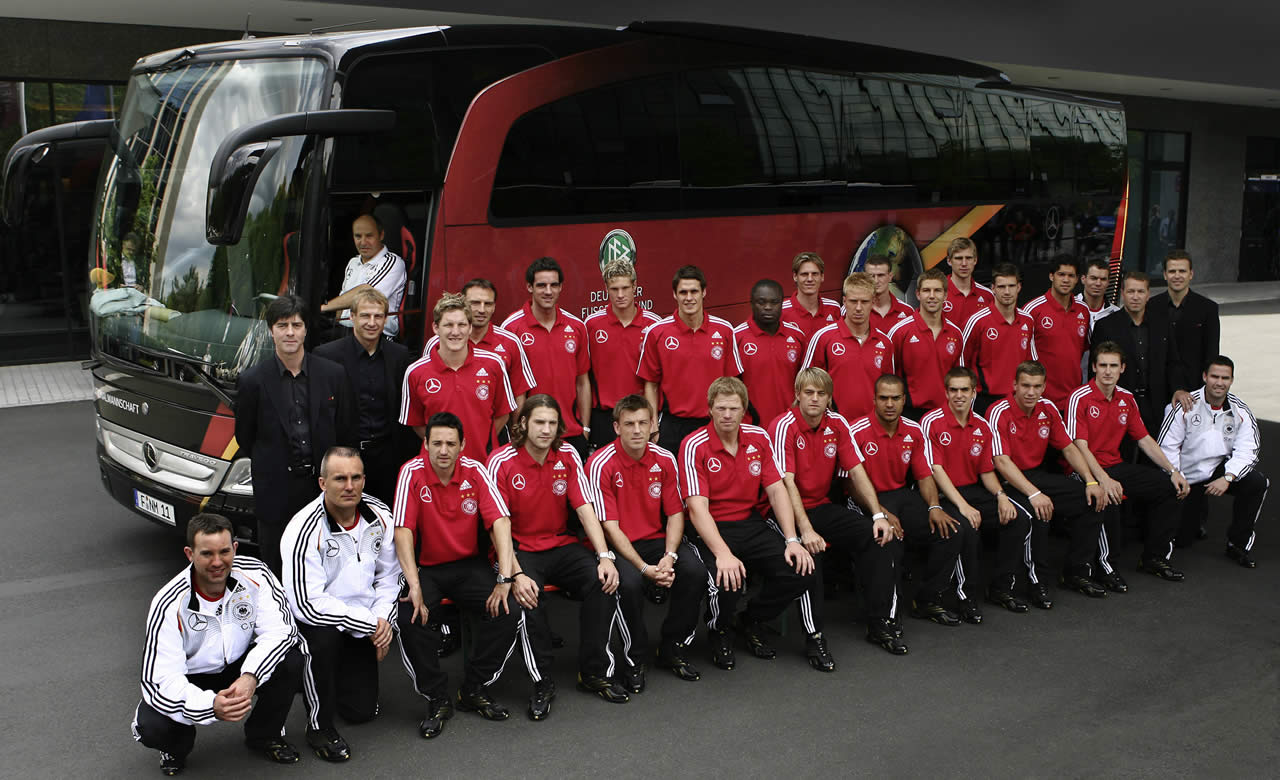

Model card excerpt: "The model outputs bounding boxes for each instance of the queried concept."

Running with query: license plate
[134,490,176,525]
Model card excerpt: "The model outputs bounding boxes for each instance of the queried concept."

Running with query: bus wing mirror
[206,109,395,245]
[2,118,112,227]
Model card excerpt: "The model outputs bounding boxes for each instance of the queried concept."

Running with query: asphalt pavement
[1,303,1278,778]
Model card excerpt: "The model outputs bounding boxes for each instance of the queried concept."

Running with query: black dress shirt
[277,355,312,465]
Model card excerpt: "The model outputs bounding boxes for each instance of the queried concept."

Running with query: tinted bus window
[960,92,1030,199]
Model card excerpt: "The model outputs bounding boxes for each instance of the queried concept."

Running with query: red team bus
[1,22,1127,545]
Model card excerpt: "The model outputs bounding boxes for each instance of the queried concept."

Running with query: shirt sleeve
[1157,403,1186,472]
[759,436,784,488]
[574,321,591,377]
[241,564,302,687]
[1126,401,1150,441]
[281,517,378,637]
[393,461,420,533]
[369,255,407,303]
[800,330,823,370]
[680,442,708,500]
[770,417,797,475]
[474,463,510,530]
[493,362,517,418]
[1066,393,1088,441]
[140,592,217,726]
[1047,407,1073,451]
[1224,401,1261,479]
[636,327,662,384]
[509,337,536,397]
[565,447,595,510]
[660,456,685,517]
[370,513,403,626]
[726,327,744,376]
[960,313,982,368]
[909,444,933,481]
[977,424,995,474]
[399,365,424,426]
[590,457,620,524]
[836,420,864,472]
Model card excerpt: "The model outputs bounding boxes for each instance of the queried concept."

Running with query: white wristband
[1027,491,1043,500]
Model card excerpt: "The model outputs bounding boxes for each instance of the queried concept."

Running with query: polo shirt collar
[522,301,564,329]
[703,424,740,454]
[745,317,781,338]
[362,246,390,267]
[276,353,309,377]
[431,343,475,369]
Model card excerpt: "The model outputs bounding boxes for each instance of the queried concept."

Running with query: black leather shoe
[305,727,351,762]
[986,588,1029,614]
[1027,583,1053,609]
[866,617,909,655]
[655,642,702,681]
[456,687,510,721]
[805,631,836,672]
[709,629,736,670]
[244,737,300,764]
[910,598,961,626]
[1225,544,1257,569]
[159,752,184,776]
[1060,572,1107,598]
[737,616,777,660]
[418,697,455,738]
[957,598,983,624]
[527,679,556,721]
[621,664,647,694]
[577,673,630,703]
[1138,558,1185,582]
[1095,570,1128,593]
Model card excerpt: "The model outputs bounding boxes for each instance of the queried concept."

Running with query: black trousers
[357,438,400,507]
[588,408,618,449]
[943,482,1032,598]
[657,415,710,459]
[397,558,519,701]
[614,538,705,667]
[1098,462,1181,569]
[973,392,1002,418]
[132,644,306,759]
[259,470,319,576]
[1005,469,1104,574]
[881,487,963,601]
[689,512,815,632]
[805,502,902,624]
[298,624,378,729]
[565,434,591,463]
[516,544,615,680]
[1180,468,1269,551]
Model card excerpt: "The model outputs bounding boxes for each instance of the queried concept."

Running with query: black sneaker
[456,686,510,721]
[736,615,777,660]
[986,588,1030,614]
[957,598,984,624]
[708,628,736,670]
[910,598,961,626]
[244,737,300,764]
[418,696,455,738]
[528,679,557,721]
[1137,558,1185,582]
[804,631,836,672]
[1060,569,1108,598]
[1094,569,1128,593]
[865,617,909,655]
[621,664,647,694]
[655,642,702,681]
[159,752,184,776]
[1027,582,1053,609]
[1225,544,1257,569]
[577,673,630,703]
[305,727,350,762]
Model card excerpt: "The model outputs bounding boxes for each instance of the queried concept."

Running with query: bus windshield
[89,57,327,382]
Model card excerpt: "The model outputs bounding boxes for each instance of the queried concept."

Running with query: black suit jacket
[1145,289,1220,403]
[313,332,416,462]
[1091,308,1168,395]
[235,352,356,527]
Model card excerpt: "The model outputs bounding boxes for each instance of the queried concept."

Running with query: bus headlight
[220,457,254,496]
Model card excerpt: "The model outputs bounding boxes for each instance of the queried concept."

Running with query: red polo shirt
[637,314,742,418]
[986,397,1073,471]
[849,415,933,493]
[501,304,591,435]
[944,278,994,330]
[781,294,842,344]
[1023,294,1091,408]
[869,296,914,336]
[487,442,593,552]
[400,347,515,462]
[734,319,806,426]
[428,325,536,399]
[679,423,781,523]
[887,314,963,413]
[1064,381,1148,468]
[960,306,1034,396]
[920,407,994,488]
[801,320,894,420]
[393,455,509,567]
[586,442,682,543]
[769,408,863,509]
[585,307,662,409]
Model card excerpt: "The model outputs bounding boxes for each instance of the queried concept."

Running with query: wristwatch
[596,551,617,561]
[496,573,515,584]
[1225,473,1236,483]
[664,550,679,562]
[784,536,803,545]
[872,512,887,521]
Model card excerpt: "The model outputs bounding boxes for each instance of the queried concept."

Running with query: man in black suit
[314,288,414,504]
[1092,271,1166,435]
[1148,250,1220,417]
[236,295,356,574]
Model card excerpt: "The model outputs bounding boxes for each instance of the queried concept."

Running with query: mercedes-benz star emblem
[143,442,160,472]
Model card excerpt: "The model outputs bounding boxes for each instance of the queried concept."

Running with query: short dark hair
[462,278,497,301]
[1164,249,1193,270]
[1091,340,1126,365]
[264,294,306,327]
[944,366,978,389]
[991,262,1021,283]
[672,265,707,292]
[1084,257,1110,275]
[1121,270,1150,288]
[320,446,362,479]
[186,513,233,548]
[612,394,653,422]
[751,279,784,299]
[1050,254,1079,275]
[863,254,892,271]
[1014,360,1046,381]
[425,411,465,443]
[511,394,565,449]
[874,373,905,393]
[526,257,563,285]
[917,268,948,289]
[1205,355,1235,374]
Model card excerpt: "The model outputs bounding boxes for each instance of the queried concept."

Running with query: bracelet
[927,505,943,512]
[872,512,887,521]
[640,564,652,576]
[582,426,592,434]
[1027,491,1043,500]
[1085,481,1099,487]
[784,536,802,545]
[513,571,532,581]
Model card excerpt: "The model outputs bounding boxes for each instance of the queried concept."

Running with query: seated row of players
[138,335,1260,775]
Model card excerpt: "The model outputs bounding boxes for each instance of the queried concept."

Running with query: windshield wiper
[152,48,196,72]
[130,343,236,409]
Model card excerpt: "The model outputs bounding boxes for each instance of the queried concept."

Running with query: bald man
[322,214,408,339]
